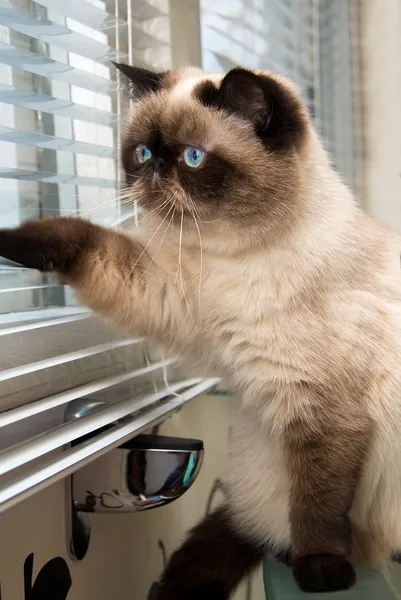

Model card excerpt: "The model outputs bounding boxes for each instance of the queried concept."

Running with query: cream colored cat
[1,65,401,598]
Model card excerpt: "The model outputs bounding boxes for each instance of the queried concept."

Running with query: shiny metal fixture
[72,434,204,513]
[67,396,204,560]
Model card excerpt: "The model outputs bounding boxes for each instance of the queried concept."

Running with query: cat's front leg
[283,391,372,593]
[0,218,189,339]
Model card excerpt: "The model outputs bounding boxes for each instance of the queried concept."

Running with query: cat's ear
[113,63,165,99]
[217,67,308,146]
[218,68,272,131]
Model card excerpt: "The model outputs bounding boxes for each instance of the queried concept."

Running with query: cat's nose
[154,156,166,172]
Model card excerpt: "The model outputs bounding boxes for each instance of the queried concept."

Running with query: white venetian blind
[200,1,317,130]
[200,0,361,191]
[0,0,220,514]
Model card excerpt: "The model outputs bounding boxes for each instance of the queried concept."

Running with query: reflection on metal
[73,434,204,513]
[64,398,107,423]
[70,434,204,560]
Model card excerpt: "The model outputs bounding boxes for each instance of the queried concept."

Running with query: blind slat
[0,357,176,428]
[0,283,58,293]
[0,40,117,96]
[0,166,115,188]
[0,305,87,323]
[0,359,180,474]
[0,81,119,126]
[0,338,143,382]
[0,312,90,336]
[0,125,114,158]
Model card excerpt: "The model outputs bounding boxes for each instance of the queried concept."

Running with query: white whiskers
[136,201,176,285]
[120,193,177,290]
[178,210,198,332]
[187,194,204,321]
[193,212,204,321]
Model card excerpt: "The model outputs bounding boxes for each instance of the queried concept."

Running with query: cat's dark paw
[0,218,95,273]
[292,554,356,593]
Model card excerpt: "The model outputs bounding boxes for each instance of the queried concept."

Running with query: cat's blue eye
[136,144,152,164]
[183,146,205,168]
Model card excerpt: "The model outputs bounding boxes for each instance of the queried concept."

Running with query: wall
[358,0,401,232]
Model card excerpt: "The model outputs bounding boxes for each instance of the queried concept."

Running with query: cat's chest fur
[197,252,327,386]
[191,247,400,415]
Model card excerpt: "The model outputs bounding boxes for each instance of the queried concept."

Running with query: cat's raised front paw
[0,218,96,273]
[292,554,356,593]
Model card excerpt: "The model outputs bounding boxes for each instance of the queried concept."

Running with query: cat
[1,64,401,598]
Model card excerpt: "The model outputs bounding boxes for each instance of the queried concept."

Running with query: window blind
[318,0,362,192]
[0,0,220,514]
[200,0,360,190]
